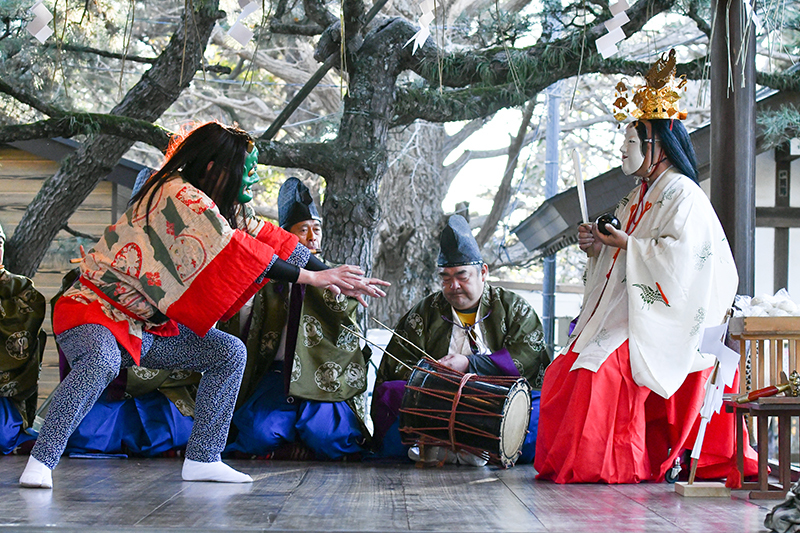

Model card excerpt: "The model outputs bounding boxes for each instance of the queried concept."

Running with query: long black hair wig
[633,119,698,182]
[131,122,253,227]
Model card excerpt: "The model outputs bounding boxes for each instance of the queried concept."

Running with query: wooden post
[774,144,791,293]
[710,0,757,296]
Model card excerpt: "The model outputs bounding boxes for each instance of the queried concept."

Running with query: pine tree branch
[42,42,232,73]
[269,21,326,35]
[5,1,225,277]
[257,140,346,178]
[475,97,537,248]
[303,0,338,28]
[685,0,712,37]
[442,118,490,155]
[0,114,172,151]
[0,78,64,118]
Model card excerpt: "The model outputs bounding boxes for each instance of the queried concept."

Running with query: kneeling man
[371,215,549,465]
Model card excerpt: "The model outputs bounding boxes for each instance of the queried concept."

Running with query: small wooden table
[725,396,800,499]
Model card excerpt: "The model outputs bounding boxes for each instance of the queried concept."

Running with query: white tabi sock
[19,456,53,489]
[181,459,253,483]
[455,450,488,467]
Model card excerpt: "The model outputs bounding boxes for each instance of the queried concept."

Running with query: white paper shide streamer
[228,0,260,47]
[572,149,589,225]
[405,0,434,55]
[690,322,740,465]
[595,0,629,59]
[27,1,54,44]
[741,0,763,33]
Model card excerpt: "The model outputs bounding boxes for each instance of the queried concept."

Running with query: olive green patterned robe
[0,268,47,428]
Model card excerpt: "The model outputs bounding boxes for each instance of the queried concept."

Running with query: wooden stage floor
[0,456,782,532]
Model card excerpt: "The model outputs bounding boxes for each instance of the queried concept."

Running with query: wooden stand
[675,456,732,497]
[675,481,731,497]
[724,317,800,498]
[728,317,800,396]
[725,397,800,499]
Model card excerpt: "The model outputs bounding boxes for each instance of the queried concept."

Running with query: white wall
[752,150,800,304]
[754,226,775,298]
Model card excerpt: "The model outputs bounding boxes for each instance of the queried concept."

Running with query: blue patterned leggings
[32,323,246,469]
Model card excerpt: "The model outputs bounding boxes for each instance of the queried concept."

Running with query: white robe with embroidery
[566,168,738,398]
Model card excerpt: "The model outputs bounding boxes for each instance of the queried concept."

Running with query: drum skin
[399,359,532,467]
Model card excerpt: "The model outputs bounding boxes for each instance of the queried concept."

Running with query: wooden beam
[774,144,791,291]
[710,0,757,296]
[755,207,800,227]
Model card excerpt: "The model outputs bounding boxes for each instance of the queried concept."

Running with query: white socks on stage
[19,456,53,489]
[181,459,253,483]
[20,456,252,487]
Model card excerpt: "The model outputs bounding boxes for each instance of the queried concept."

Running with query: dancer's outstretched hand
[298,265,390,307]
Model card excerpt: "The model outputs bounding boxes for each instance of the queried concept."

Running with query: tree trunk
[372,122,449,324]
[320,19,413,273]
[6,1,223,277]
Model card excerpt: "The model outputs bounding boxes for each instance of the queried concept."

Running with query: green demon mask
[238,141,260,203]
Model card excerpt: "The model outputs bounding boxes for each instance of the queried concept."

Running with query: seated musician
[371,215,550,465]
[221,177,382,459]
[0,223,47,454]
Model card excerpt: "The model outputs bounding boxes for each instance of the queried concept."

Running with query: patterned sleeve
[285,243,311,267]
[252,220,300,261]
[237,203,266,237]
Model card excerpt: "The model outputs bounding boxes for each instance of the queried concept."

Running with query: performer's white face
[438,263,488,311]
[620,124,646,176]
[289,219,322,253]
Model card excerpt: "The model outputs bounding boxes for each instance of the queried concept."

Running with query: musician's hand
[594,223,628,250]
[578,223,602,257]
[438,353,469,373]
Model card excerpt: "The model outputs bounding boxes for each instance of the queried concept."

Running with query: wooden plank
[771,339,779,385]
[756,206,800,228]
[752,396,800,405]
[402,466,546,532]
[136,461,307,530]
[674,481,731,497]
[739,342,748,395]
[0,191,112,207]
[729,317,800,337]
[0,457,784,532]
[499,471,680,532]
[779,414,792,491]
[271,463,417,531]
[0,144,50,160]
[609,483,780,530]
[0,203,111,219]
[0,163,60,178]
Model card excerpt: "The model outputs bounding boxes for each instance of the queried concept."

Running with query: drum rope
[449,372,477,450]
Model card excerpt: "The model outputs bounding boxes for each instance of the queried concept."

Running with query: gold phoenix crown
[613,49,688,121]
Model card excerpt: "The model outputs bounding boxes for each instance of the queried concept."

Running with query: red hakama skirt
[534,341,758,484]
